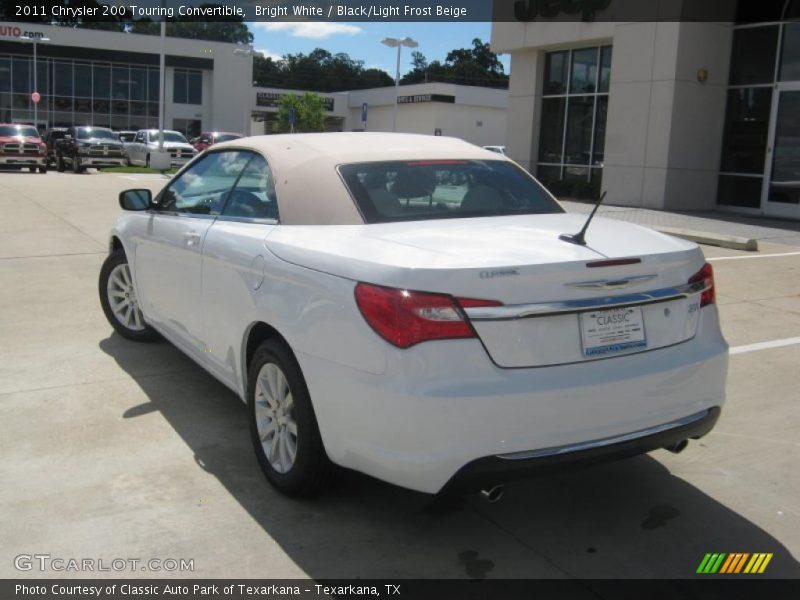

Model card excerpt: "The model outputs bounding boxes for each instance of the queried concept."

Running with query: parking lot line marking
[730,336,800,355]
[708,251,800,261]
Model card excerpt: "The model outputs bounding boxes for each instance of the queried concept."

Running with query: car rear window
[338,160,563,223]
[214,133,242,143]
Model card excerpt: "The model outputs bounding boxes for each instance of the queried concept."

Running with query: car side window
[221,154,279,221]
[158,151,252,216]
[134,132,144,143]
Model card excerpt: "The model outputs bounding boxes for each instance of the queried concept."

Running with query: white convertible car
[100,133,728,498]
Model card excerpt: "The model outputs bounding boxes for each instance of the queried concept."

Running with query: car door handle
[184,231,202,246]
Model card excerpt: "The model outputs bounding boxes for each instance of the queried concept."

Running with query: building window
[173,118,201,139]
[537,45,611,199]
[173,70,202,105]
[719,2,800,211]
[0,52,162,130]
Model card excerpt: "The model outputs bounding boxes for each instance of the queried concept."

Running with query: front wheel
[98,251,159,342]
[72,156,81,173]
[29,166,36,173]
[56,156,65,172]
[38,166,47,174]
[248,339,336,496]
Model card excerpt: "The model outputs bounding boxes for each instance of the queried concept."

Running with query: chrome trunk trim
[464,280,709,321]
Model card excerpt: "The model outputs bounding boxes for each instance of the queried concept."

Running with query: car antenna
[559,190,607,246]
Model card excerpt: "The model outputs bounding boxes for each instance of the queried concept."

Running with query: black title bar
[0,0,767,23]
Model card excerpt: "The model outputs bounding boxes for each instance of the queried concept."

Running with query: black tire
[248,339,336,496]
[98,250,159,342]
[145,154,150,168]
[72,155,81,173]
[56,156,65,172]
[29,166,36,173]
[38,166,47,174]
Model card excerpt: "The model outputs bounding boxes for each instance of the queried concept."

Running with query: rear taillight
[689,263,715,307]
[354,282,501,349]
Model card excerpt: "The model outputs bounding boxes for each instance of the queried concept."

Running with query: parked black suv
[56,126,128,173]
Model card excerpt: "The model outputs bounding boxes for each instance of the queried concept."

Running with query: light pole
[233,45,255,135]
[19,35,50,132]
[381,37,418,132]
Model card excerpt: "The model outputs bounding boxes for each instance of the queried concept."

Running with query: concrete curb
[655,226,759,252]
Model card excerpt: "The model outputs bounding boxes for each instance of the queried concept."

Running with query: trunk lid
[266,214,707,367]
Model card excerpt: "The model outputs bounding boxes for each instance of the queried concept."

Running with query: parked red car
[0,123,47,173]
[193,131,243,153]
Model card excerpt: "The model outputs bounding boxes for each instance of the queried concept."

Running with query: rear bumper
[0,155,46,166]
[77,157,127,168]
[299,306,728,494]
[442,407,720,493]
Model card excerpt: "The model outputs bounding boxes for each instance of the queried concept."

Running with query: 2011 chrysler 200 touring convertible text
[99,133,728,497]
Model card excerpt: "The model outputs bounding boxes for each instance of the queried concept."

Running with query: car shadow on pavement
[100,334,800,580]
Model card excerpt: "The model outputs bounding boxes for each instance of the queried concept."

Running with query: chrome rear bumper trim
[465,280,709,321]
[496,410,710,461]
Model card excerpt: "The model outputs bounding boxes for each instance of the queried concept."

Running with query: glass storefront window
[148,69,159,102]
[720,87,773,174]
[93,65,110,99]
[187,72,202,104]
[173,69,203,105]
[75,64,91,97]
[112,66,129,100]
[599,46,612,93]
[544,51,569,95]
[54,62,73,96]
[570,48,598,94]
[717,175,763,208]
[565,96,595,164]
[0,53,181,131]
[593,96,608,164]
[729,26,779,85]
[538,98,566,163]
[0,57,10,93]
[779,22,800,81]
[538,45,611,198]
[130,68,146,101]
[12,58,29,94]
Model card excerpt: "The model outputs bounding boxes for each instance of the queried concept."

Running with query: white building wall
[492,20,733,210]
[345,83,508,147]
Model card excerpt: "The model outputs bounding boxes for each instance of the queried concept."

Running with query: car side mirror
[119,189,153,211]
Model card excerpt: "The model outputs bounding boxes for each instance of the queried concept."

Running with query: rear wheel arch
[243,321,292,379]
[109,235,125,256]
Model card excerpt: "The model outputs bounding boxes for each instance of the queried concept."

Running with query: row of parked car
[0,123,243,174]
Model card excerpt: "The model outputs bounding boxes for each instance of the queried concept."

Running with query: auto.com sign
[0,24,46,39]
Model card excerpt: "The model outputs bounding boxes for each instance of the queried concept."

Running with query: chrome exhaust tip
[480,485,504,503]
[664,439,689,454]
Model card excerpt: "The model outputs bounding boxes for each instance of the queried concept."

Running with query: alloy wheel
[254,363,298,474]
[106,263,146,331]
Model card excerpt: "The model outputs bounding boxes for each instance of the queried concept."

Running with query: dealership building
[0,21,507,147]
[492,1,800,219]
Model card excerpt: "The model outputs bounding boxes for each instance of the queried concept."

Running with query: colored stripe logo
[697,553,773,574]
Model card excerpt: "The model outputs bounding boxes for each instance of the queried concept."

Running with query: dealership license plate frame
[579,306,647,357]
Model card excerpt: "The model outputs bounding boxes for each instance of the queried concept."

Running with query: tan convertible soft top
[213,132,508,226]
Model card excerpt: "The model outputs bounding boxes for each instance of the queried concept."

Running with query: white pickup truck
[125,129,197,168]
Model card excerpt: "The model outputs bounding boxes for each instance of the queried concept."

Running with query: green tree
[400,38,508,89]
[276,93,326,133]
[253,48,393,92]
